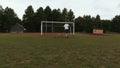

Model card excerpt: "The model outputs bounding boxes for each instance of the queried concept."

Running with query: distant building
[10,23,25,33]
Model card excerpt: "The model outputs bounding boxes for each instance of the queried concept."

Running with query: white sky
[1,0,120,19]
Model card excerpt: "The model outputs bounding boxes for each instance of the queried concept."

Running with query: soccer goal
[41,21,75,36]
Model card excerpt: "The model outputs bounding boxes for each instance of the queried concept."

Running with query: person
[64,23,70,37]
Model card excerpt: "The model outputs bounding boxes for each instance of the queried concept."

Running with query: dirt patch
[9,32,67,36]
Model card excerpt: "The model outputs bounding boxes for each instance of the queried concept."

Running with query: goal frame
[41,21,75,35]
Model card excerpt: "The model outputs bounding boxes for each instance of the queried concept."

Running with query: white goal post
[41,21,75,35]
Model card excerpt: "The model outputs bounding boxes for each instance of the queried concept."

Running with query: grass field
[0,33,120,68]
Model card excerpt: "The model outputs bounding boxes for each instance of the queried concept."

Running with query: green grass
[0,33,120,68]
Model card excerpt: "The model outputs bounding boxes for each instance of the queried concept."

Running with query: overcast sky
[1,0,120,19]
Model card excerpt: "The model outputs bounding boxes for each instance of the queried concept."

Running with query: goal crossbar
[41,21,75,35]
[41,21,74,24]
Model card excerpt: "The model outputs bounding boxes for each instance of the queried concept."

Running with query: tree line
[22,5,75,32]
[0,5,120,33]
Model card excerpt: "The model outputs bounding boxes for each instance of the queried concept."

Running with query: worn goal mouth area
[43,32,70,36]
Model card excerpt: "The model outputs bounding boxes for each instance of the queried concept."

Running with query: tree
[0,5,4,32]
[83,15,94,33]
[94,15,102,29]
[23,5,35,32]
[75,16,84,32]
[68,9,75,22]
[52,9,62,21]
[111,15,120,32]
[101,20,111,33]
[34,7,44,32]
[3,7,19,32]
[75,15,94,33]
[61,8,68,22]
[44,6,52,21]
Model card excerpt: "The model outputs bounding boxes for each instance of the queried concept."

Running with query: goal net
[41,21,75,35]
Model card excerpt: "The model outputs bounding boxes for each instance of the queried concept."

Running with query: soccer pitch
[0,33,120,68]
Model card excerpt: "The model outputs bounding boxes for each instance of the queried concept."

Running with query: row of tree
[0,5,120,33]
[23,5,75,32]
[0,5,21,32]
[75,15,109,33]
[75,15,120,33]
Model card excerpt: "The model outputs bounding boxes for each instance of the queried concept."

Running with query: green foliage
[23,5,35,32]
[22,6,75,32]
[52,9,62,21]
[75,15,94,33]
[68,9,75,22]
[61,8,68,22]
[34,7,44,32]
[94,15,102,29]
[75,15,105,33]
[75,16,84,32]
[44,6,52,21]
[111,15,120,32]
[101,20,111,33]
[2,7,19,32]
[83,15,94,33]
[1,4,120,33]
[0,5,4,32]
